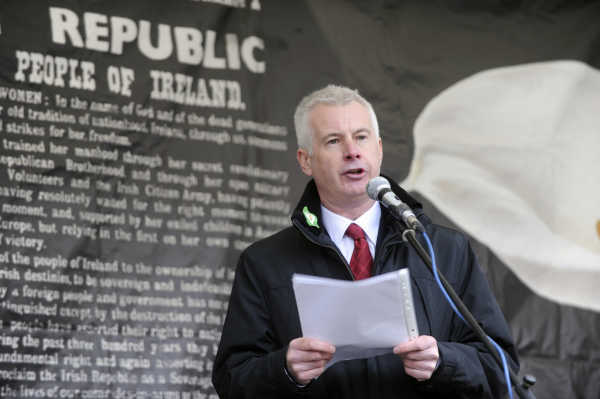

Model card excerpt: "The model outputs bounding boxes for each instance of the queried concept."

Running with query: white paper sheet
[292,269,418,367]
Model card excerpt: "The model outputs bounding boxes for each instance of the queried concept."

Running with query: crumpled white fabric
[401,60,600,311]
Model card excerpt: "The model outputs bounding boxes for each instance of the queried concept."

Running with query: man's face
[297,101,383,211]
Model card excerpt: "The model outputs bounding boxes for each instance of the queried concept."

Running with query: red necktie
[345,223,373,280]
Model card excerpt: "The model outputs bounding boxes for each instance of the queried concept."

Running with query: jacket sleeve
[423,235,519,398]
[211,251,306,399]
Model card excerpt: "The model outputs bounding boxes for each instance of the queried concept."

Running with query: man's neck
[320,198,376,220]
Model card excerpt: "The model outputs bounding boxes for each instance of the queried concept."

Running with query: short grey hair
[294,84,380,153]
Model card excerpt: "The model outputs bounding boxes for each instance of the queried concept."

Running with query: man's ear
[296,148,312,176]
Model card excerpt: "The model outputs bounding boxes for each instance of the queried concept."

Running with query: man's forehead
[309,101,371,130]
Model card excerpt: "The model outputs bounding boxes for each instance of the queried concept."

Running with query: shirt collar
[321,201,381,244]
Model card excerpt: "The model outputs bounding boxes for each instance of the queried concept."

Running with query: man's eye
[327,138,339,145]
[357,134,368,141]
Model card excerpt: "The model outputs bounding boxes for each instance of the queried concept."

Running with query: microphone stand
[401,228,536,399]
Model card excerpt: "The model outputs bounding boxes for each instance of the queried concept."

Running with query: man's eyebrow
[321,128,371,141]
[321,132,342,141]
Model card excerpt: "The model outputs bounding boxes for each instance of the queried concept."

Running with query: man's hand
[286,337,336,385]
[393,335,439,381]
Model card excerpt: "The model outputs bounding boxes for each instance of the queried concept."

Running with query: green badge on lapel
[302,206,319,228]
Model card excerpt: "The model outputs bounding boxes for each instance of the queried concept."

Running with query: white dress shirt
[321,202,381,264]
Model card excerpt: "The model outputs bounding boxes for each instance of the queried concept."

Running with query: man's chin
[341,182,370,199]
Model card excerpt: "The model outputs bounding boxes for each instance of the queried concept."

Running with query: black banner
[0,1,297,397]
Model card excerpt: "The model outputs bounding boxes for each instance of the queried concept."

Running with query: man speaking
[212,84,518,398]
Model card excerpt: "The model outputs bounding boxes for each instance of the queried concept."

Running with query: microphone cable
[421,231,513,399]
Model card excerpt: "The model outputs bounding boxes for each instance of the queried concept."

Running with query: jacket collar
[291,174,426,246]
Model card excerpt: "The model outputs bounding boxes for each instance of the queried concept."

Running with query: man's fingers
[398,348,437,361]
[287,349,333,364]
[392,335,439,382]
[402,359,437,372]
[288,338,335,364]
[393,336,436,355]
[295,366,326,383]
[404,366,432,381]
[290,359,328,373]
[393,335,438,358]
[291,337,336,354]
[286,338,336,384]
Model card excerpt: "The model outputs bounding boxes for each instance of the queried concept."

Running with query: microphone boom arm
[401,228,536,399]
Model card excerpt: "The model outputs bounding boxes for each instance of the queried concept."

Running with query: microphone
[367,176,424,232]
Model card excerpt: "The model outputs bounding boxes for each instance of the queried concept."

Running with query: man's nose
[344,140,361,160]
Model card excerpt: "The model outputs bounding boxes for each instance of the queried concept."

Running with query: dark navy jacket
[213,178,519,398]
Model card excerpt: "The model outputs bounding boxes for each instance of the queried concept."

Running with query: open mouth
[344,168,366,177]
